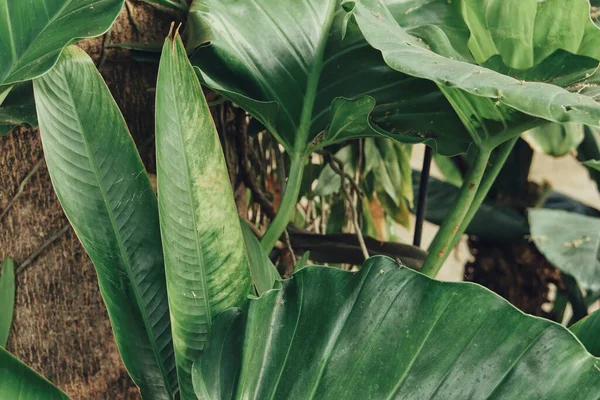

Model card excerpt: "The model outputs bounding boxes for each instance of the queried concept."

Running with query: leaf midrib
[59,63,173,397]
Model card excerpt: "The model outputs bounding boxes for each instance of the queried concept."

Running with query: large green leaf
[34,45,176,399]
[187,0,469,155]
[0,347,69,399]
[155,33,252,400]
[193,257,600,399]
[346,0,600,146]
[0,82,37,136]
[529,209,600,291]
[571,309,600,357]
[522,122,584,157]
[0,0,124,85]
[0,257,15,346]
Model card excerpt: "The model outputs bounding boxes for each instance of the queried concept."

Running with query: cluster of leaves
[2,0,600,399]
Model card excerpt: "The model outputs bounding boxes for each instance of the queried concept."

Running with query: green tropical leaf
[239,220,282,296]
[0,82,37,136]
[0,347,69,399]
[577,127,600,191]
[34,45,175,399]
[156,32,251,400]
[583,159,600,171]
[193,257,600,399]
[0,0,124,85]
[0,257,15,347]
[187,0,469,156]
[571,309,600,357]
[529,209,600,291]
[345,0,600,147]
[522,123,584,157]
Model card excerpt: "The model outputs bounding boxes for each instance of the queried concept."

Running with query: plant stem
[261,152,305,252]
[420,147,491,277]
[414,145,432,247]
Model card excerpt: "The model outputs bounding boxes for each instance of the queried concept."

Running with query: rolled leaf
[34,45,175,399]
[523,123,584,157]
[0,257,15,346]
[0,0,124,85]
[155,33,251,400]
[239,220,282,296]
[0,347,69,399]
[194,257,600,399]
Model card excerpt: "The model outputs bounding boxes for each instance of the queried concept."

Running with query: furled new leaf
[346,0,600,147]
[156,32,251,400]
[0,0,124,85]
[34,46,175,399]
[239,220,282,296]
[194,257,600,399]
[0,347,69,399]
[0,258,15,346]
[0,82,36,136]
[571,309,600,357]
[523,123,584,157]
[187,0,469,155]
[529,209,600,291]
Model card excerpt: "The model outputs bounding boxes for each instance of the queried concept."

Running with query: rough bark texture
[0,2,175,398]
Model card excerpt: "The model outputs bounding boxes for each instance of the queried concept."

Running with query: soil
[0,2,174,399]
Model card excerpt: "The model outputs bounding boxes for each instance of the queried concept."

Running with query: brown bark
[0,2,176,398]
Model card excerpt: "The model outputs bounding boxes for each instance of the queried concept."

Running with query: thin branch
[342,182,369,260]
[414,145,433,247]
[16,224,71,275]
[0,158,44,221]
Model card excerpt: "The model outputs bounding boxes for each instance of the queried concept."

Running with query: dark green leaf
[188,0,469,155]
[0,0,124,85]
[0,82,37,136]
[0,347,69,399]
[0,258,15,346]
[34,45,175,399]
[577,127,600,192]
[195,257,600,399]
[571,309,600,357]
[156,33,251,400]
[240,220,282,296]
[529,209,600,291]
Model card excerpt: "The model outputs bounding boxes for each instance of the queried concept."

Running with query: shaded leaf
[0,258,15,347]
[529,209,600,291]
[571,309,600,357]
[240,219,282,296]
[0,347,69,399]
[0,0,124,85]
[156,33,251,400]
[34,45,175,399]
[522,123,584,157]
[0,82,36,136]
[194,257,600,399]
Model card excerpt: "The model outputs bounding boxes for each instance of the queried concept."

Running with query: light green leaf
[523,123,584,157]
[156,33,251,400]
[188,0,469,155]
[194,257,600,399]
[433,153,463,187]
[529,209,600,291]
[314,145,356,197]
[0,347,69,399]
[239,220,282,296]
[34,45,175,399]
[0,0,124,85]
[571,309,600,357]
[0,258,15,347]
[0,82,37,136]
[583,159,600,171]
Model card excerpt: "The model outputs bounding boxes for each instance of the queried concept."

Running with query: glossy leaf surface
[187,0,469,155]
[529,209,600,291]
[0,258,15,346]
[571,309,600,357]
[0,82,37,136]
[34,46,175,399]
[0,347,69,399]
[156,33,251,400]
[194,257,600,399]
[0,0,124,85]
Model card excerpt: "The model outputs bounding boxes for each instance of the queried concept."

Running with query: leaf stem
[421,147,491,277]
[261,152,305,252]
[413,145,433,247]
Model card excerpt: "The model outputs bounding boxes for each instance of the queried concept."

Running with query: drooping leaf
[0,258,15,346]
[187,0,469,155]
[34,45,175,399]
[0,0,124,85]
[529,209,600,291]
[522,123,584,157]
[0,347,69,399]
[571,309,600,357]
[194,257,600,399]
[0,82,37,136]
[155,33,252,400]
[346,0,600,146]
[239,220,282,296]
